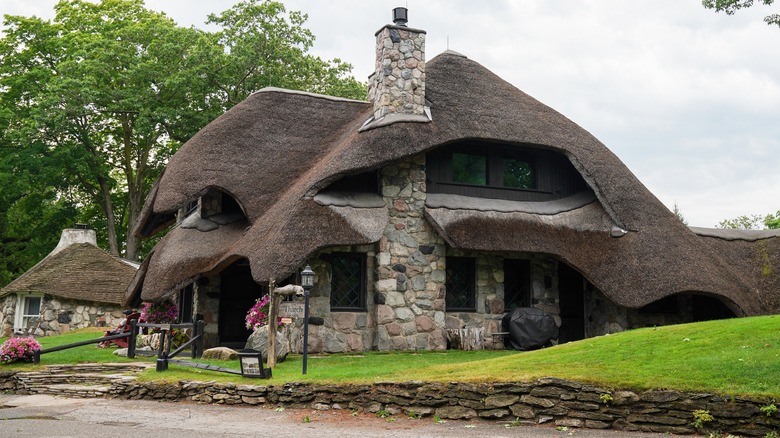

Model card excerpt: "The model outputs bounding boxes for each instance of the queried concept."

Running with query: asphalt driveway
[0,393,678,437]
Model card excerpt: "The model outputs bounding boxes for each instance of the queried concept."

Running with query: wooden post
[128,319,137,358]
[267,280,277,369]
[193,319,204,359]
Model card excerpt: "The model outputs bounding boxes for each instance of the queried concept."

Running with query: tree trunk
[97,174,120,257]
[125,178,144,261]
[121,115,155,262]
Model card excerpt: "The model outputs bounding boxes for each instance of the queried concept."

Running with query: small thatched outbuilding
[127,10,780,351]
[0,226,138,336]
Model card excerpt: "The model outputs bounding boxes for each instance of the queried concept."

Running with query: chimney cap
[392,7,408,26]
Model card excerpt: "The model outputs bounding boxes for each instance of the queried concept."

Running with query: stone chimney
[51,224,97,255]
[364,7,429,128]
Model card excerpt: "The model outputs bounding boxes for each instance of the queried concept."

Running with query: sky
[4,0,780,227]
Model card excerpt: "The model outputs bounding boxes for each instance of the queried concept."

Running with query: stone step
[27,383,111,398]
[17,372,136,386]
[15,362,150,396]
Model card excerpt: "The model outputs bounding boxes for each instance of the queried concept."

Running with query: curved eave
[424,200,616,250]
[137,221,248,302]
[690,227,780,241]
[236,200,387,284]
[425,202,757,313]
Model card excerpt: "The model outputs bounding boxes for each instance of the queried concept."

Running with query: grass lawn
[2,314,779,397]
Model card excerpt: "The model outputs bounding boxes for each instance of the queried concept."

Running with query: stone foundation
[1,295,124,337]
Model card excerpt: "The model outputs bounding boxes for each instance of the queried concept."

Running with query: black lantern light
[300,265,314,374]
[301,265,315,289]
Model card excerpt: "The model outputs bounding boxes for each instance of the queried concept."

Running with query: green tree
[702,0,780,27]
[716,211,780,229]
[0,0,366,277]
[764,211,780,229]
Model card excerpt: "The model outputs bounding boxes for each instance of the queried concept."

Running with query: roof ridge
[250,87,368,104]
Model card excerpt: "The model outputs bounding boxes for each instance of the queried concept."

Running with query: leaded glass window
[446,257,476,311]
[330,253,366,311]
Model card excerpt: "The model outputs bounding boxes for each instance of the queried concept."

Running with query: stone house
[0,226,139,336]
[126,10,780,351]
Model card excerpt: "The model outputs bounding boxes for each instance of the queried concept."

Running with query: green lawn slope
[5,314,779,397]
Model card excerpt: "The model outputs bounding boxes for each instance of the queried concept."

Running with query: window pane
[331,254,365,309]
[446,257,475,311]
[24,297,41,316]
[452,153,486,185]
[503,157,534,189]
[504,259,531,310]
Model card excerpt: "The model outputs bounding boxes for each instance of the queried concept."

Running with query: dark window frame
[434,143,538,191]
[426,141,591,203]
[504,259,531,310]
[178,284,194,323]
[445,256,477,312]
[329,252,367,312]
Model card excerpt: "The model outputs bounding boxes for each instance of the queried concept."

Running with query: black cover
[502,307,559,351]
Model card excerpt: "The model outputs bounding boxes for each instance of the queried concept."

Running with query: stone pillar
[367,24,426,120]
[375,154,447,350]
[1,295,17,337]
[194,275,221,348]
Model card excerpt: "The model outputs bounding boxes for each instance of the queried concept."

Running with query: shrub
[0,337,42,364]
[692,409,714,430]
[761,403,777,417]
[140,301,178,324]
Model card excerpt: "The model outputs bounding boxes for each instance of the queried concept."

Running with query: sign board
[278,301,305,319]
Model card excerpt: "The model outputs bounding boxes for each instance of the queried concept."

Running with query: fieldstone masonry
[2,369,776,436]
[289,245,377,354]
[194,276,221,348]
[367,24,426,119]
[1,294,124,337]
[375,154,447,351]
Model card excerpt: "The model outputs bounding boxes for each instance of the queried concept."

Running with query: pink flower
[245,294,281,330]
[0,337,42,364]
[140,301,179,324]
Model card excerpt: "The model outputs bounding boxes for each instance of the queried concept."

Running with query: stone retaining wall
[2,369,775,436]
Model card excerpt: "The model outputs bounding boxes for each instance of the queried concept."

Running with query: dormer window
[427,141,587,202]
[451,149,536,190]
[322,170,379,194]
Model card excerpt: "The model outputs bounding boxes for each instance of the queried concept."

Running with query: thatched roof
[129,51,779,315]
[1,243,138,305]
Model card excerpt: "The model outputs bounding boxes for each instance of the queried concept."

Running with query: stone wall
[443,252,561,350]
[584,286,710,337]
[108,378,780,436]
[286,244,377,354]
[3,369,775,436]
[1,294,124,337]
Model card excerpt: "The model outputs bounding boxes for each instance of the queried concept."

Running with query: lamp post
[300,265,314,375]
